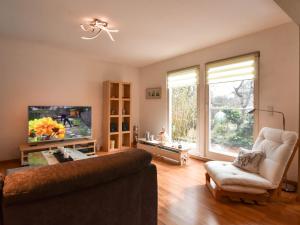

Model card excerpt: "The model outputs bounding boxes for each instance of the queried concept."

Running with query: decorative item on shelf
[122,108,126,115]
[80,18,119,42]
[146,87,161,99]
[158,128,169,144]
[111,109,116,115]
[145,131,150,141]
[110,122,118,132]
[122,122,129,131]
[110,140,115,150]
[133,125,139,147]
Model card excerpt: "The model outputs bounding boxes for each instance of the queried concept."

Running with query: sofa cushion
[3,149,152,206]
[205,161,274,189]
[253,127,298,187]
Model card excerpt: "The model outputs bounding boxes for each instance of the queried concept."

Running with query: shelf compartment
[122,116,130,132]
[110,100,119,116]
[122,100,130,115]
[110,134,119,150]
[123,84,130,99]
[76,146,94,150]
[122,133,131,148]
[110,83,119,98]
[110,117,119,133]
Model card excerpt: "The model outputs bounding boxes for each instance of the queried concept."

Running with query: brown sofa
[0,149,157,225]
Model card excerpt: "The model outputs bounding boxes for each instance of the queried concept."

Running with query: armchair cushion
[253,127,298,187]
[204,161,274,189]
[220,184,267,194]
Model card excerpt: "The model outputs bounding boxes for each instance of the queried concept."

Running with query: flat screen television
[28,106,92,144]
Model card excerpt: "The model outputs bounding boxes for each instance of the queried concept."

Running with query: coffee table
[28,148,91,166]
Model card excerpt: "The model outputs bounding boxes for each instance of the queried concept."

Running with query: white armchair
[204,127,299,202]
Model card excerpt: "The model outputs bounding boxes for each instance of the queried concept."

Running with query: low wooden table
[19,139,96,166]
[28,148,91,166]
[137,138,190,165]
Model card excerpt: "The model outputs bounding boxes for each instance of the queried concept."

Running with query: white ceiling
[0,0,291,67]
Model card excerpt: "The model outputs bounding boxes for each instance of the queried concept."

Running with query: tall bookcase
[103,81,132,151]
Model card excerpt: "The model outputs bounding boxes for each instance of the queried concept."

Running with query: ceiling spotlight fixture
[80,19,119,41]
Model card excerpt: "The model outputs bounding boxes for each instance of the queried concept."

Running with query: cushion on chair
[233,148,265,173]
[253,127,298,188]
[207,170,268,194]
[220,184,267,194]
[205,161,274,190]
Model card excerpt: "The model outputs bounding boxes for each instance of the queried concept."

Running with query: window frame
[167,65,200,148]
[204,52,260,161]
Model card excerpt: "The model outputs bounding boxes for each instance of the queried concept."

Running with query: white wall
[139,23,299,181]
[0,38,140,160]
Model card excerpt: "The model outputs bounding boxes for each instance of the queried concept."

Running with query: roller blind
[167,67,198,88]
[206,53,258,84]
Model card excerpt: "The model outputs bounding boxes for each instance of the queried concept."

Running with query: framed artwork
[146,87,161,99]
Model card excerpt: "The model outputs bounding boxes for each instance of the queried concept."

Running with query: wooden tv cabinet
[20,139,96,166]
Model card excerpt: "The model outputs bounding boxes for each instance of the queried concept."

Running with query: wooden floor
[0,156,299,225]
[154,158,300,225]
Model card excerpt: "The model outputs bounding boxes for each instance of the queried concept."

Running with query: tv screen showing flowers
[28,106,92,143]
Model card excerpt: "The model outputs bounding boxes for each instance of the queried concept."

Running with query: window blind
[206,54,258,84]
[167,67,198,88]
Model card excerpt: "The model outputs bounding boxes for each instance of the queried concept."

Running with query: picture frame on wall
[146,87,161,99]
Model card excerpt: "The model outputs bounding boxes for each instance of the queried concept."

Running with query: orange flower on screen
[28,117,66,140]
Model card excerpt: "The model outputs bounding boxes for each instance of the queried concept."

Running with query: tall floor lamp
[248,108,296,192]
[248,108,285,130]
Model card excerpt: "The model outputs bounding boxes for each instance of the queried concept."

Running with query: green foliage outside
[170,79,254,152]
[171,85,197,143]
[211,108,254,149]
[210,80,254,151]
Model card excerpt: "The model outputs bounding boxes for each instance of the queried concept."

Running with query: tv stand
[20,139,96,166]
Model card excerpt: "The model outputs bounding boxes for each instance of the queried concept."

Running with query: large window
[167,67,198,147]
[206,53,258,157]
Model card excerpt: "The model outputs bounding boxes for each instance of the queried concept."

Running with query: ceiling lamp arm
[81,29,102,40]
[80,19,118,42]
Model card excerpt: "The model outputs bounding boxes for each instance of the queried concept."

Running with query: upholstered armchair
[204,127,299,202]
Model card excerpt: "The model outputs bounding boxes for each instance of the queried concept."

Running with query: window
[167,67,198,147]
[206,53,259,157]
